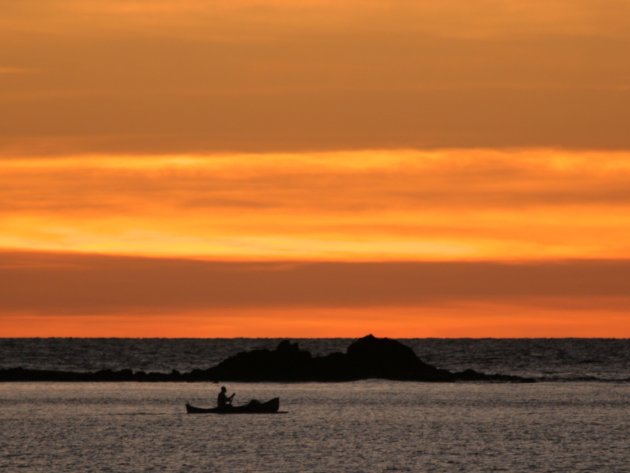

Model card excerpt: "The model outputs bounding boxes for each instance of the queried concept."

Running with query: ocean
[1,339,629,472]
[1,338,629,381]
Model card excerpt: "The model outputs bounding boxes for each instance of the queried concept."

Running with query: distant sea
[1,338,629,381]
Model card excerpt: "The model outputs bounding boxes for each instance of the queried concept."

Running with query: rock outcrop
[0,335,533,382]
[203,335,530,382]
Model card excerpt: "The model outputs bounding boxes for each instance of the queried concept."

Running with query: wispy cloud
[0,67,33,75]
[2,149,630,261]
[1,251,629,336]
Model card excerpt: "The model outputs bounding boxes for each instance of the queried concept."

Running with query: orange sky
[1,1,630,336]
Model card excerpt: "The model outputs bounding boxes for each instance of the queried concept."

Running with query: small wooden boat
[185,397,282,414]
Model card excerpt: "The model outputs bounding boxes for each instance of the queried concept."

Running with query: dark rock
[208,343,313,381]
[343,334,452,380]
[204,335,532,382]
[0,335,534,383]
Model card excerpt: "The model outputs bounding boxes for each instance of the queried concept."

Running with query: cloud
[10,1,630,39]
[1,149,630,261]
[2,1,630,153]
[0,67,33,75]
[1,250,630,316]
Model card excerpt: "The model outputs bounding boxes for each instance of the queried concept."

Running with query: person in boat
[217,386,235,408]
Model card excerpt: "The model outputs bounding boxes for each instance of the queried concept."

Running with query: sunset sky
[2,0,630,337]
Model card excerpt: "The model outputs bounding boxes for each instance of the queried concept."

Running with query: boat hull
[186,397,281,414]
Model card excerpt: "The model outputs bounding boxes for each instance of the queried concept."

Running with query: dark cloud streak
[2,251,630,315]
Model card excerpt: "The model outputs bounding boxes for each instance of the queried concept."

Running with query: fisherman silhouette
[217,386,235,408]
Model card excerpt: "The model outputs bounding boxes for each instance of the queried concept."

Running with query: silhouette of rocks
[0,335,533,382]
[205,334,530,382]
[0,367,188,382]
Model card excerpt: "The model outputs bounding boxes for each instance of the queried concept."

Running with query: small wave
[536,375,630,383]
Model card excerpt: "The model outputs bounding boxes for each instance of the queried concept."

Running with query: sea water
[1,381,628,472]
[1,339,629,472]
[1,338,629,380]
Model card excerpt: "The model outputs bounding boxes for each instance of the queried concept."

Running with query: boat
[185,397,282,414]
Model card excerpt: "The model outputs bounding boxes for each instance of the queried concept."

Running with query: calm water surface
[1,381,628,472]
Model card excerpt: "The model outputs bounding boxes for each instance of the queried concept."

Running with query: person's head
[221,386,226,392]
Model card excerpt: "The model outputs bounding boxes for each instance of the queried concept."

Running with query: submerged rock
[0,335,533,382]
